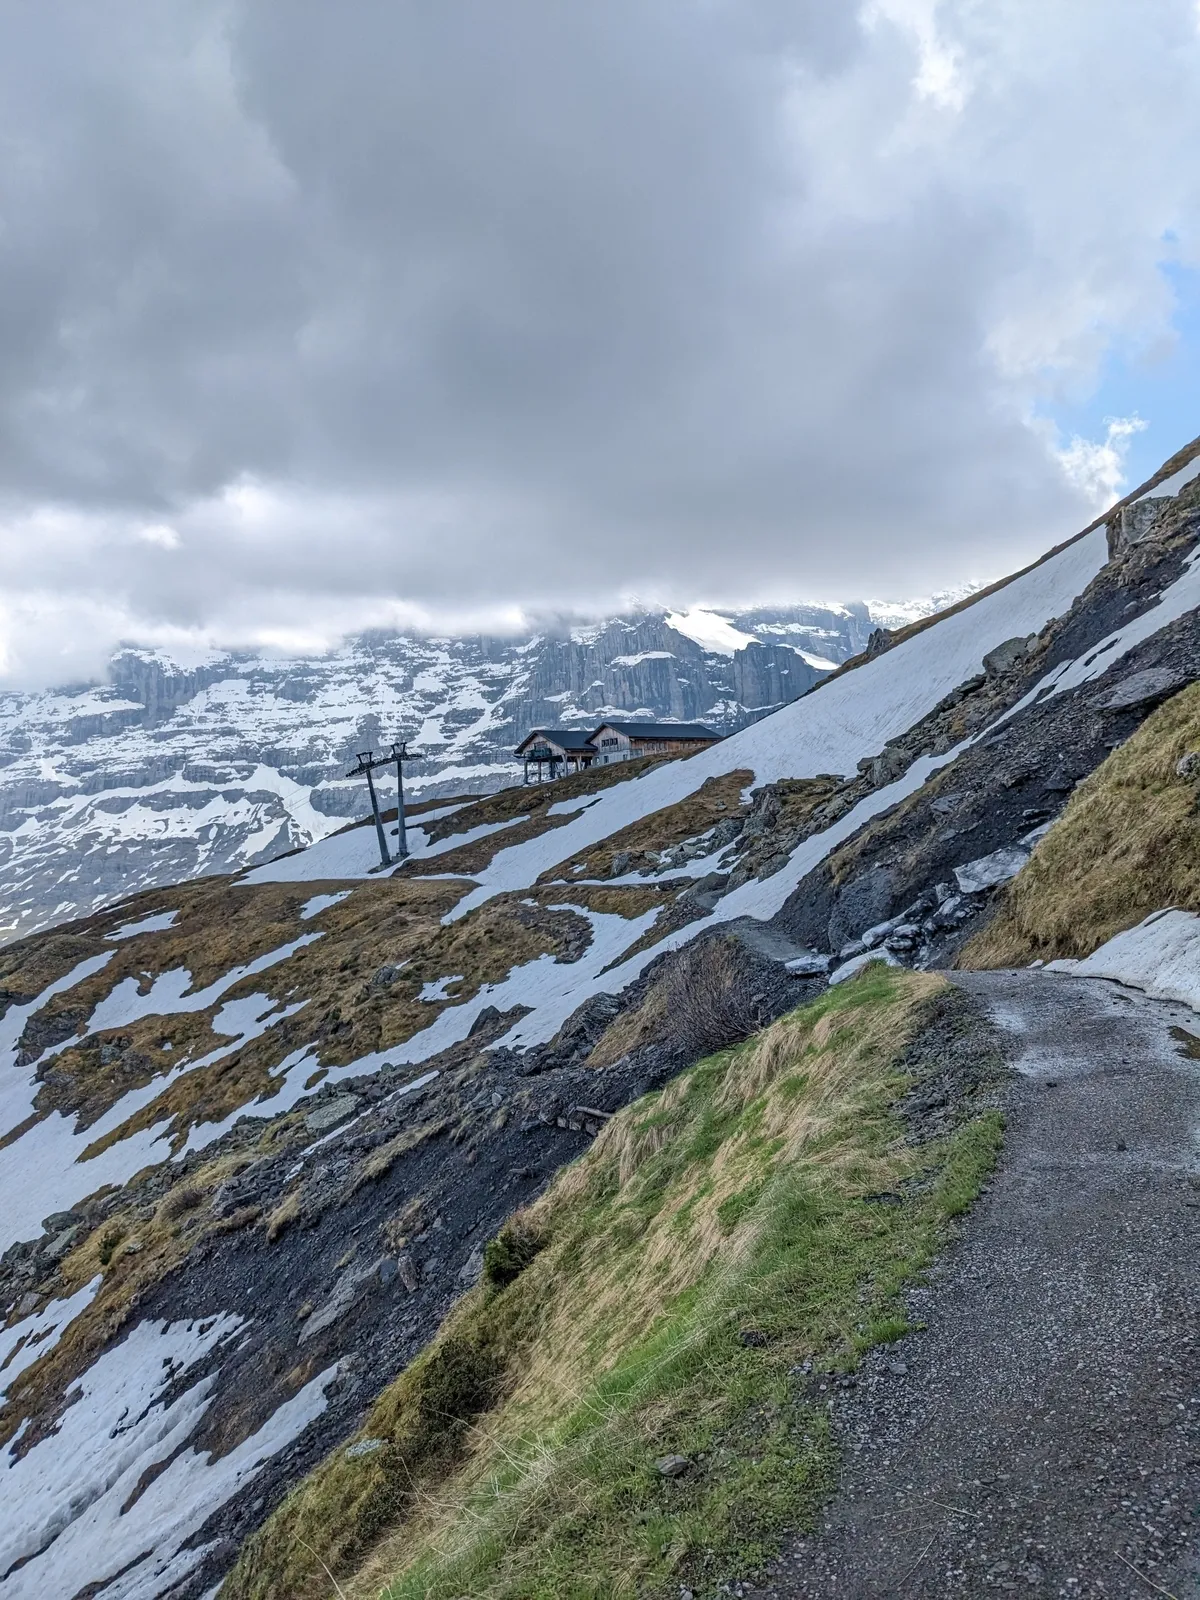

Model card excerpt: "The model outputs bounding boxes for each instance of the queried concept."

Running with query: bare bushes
[158,1183,204,1223]
[588,936,765,1069]
[665,937,763,1059]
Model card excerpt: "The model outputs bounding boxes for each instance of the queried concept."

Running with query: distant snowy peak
[0,594,951,941]
[866,584,983,632]
[664,609,761,655]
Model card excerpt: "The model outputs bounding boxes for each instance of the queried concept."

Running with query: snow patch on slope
[1,954,115,1141]
[0,1314,337,1599]
[82,936,321,1036]
[0,939,319,1250]
[0,1277,101,1404]
[299,891,351,920]
[1048,909,1200,1012]
[240,812,529,885]
[105,911,179,941]
[1135,454,1200,501]
[665,609,759,655]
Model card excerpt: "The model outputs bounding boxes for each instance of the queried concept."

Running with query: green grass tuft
[221,969,1004,1600]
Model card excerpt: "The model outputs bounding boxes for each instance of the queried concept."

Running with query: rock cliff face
[0,601,895,942]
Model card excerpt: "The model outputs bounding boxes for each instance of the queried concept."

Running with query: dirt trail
[751,969,1200,1599]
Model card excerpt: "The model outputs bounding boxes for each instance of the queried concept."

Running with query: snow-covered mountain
[0,599,958,942]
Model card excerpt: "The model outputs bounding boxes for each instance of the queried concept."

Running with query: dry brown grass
[265,1190,303,1242]
[539,769,753,884]
[963,681,1200,968]
[524,882,669,920]
[157,1183,205,1222]
[19,873,474,1145]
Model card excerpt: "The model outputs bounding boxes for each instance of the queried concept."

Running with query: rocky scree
[753,490,1200,975]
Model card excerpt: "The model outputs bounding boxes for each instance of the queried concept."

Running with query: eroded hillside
[1,435,1198,1598]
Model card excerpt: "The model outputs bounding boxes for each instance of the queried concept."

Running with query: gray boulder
[953,846,1030,895]
[827,865,896,951]
[1106,496,1170,557]
[1099,667,1188,712]
[304,1095,362,1135]
[982,635,1035,677]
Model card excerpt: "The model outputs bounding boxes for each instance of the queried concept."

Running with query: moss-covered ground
[223,965,1003,1600]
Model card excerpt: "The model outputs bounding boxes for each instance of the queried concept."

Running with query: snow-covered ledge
[1047,909,1200,1012]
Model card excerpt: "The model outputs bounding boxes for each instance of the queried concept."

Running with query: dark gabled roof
[514,727,596,755]
[588,721,720,743]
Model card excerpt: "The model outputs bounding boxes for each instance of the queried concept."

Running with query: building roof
[588,721,720,743]
[514,727,596,755]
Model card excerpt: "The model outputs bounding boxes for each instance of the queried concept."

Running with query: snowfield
[239,812,529,884]
[0,1314,338,1599]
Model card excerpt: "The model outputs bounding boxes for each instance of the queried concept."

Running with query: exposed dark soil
[771,517,1200,967]
[84,929,815,1596]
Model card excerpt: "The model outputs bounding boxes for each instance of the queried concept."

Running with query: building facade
[586,721,721,765]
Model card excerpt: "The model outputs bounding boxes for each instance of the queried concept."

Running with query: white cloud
[1054,415,1150,508]
[0,0,1197,687]
[865,0,971,111]
[138,523,181,549]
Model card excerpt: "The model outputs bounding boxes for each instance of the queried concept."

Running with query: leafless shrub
[588,935,765,1069]
[158,1184,204,1222]
[661,937,763,1059]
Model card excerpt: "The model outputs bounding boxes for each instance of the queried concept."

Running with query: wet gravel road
[749,968,1200,1599]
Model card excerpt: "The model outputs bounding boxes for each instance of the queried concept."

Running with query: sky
[0,0,1198,689]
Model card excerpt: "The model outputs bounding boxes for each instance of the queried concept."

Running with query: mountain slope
[0,602,889,944]
[0,437,1197,1598]
[962,678,1200,966]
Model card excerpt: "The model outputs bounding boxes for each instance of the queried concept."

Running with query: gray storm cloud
[1,0,1199,685]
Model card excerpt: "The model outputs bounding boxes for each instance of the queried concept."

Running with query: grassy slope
[963,682,1200,968]
[223,966,1003,1600]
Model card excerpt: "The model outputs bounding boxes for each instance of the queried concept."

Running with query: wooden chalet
[587,721,721,765]
[515,728,597,783]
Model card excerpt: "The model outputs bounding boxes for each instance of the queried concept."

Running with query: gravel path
[749,968,1200,1599]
